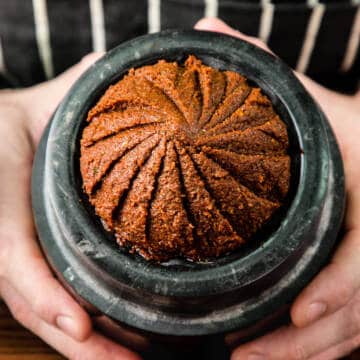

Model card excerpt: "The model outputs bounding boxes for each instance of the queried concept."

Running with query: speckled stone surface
[80,55,291,263]
[32,30,345,338]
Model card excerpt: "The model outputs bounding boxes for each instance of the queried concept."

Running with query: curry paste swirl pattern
[80,55,291,262]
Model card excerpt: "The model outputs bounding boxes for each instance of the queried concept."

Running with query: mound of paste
[80,55,290,262]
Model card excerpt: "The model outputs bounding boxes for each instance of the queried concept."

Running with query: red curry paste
[80,55,290,262]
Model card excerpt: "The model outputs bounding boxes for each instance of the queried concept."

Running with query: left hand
[0,54,141,360]
[195,18,360,360]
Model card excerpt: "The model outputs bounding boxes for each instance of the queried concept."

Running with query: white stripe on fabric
[32,0,54,79]
[341,4,360,72]
[259,0,274,44]
[205,0,218,18]
[0,37,6,75]
[296,1,325,73]
[307,0,318,7]
[89,0,106,52]
[148,0,161,33]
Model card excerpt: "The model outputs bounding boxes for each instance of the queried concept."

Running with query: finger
[193,17,356,149]
[291,227,360,328]
[309,333,360,360]
[231,293,360,360]
[194,17,272,53]
[42,52,104,106]
[295,72,356,155]
[22,52,104,144]
[0,153,92,342]
[2,241,92,342]
[193,17,360,355]
[0,281,141,360]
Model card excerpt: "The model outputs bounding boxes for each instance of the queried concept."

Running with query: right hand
[0,54,141,360]
[195,18,360,360]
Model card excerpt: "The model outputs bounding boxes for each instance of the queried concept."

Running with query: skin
[194,18,360,360]
[0,53,140,360]
[0,17,359,360]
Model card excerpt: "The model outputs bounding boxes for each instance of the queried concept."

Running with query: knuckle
[0,233,12,279]
[289,342,309,360]
[334,282,353,308]
[328,263,354,301]
[70,353,84,360]
[255,38,265,48]
[32,296,52,322]
[9,302,32,328]
[80,53,94,64]
[80,53,101,67]
[333,274,353,299]
[249,36,269,51]
[349,335,360,351]
[349,299,360,332]
[71,352,98,360]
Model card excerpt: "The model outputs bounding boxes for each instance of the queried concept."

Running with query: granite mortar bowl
[31,30,345,355]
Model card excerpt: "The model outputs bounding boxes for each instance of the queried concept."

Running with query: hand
[0,54,141,360]
[195,18,360,360]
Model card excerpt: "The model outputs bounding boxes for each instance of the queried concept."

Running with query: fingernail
[247,353,267,360]
[307,302,327,323]
[56,315,78,339]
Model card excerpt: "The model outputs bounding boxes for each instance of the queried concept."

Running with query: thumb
[194,17,356,154]
[195,17,273,54]
[21,52,104,145]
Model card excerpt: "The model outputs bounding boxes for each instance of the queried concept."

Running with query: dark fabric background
[0,0,359,93]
